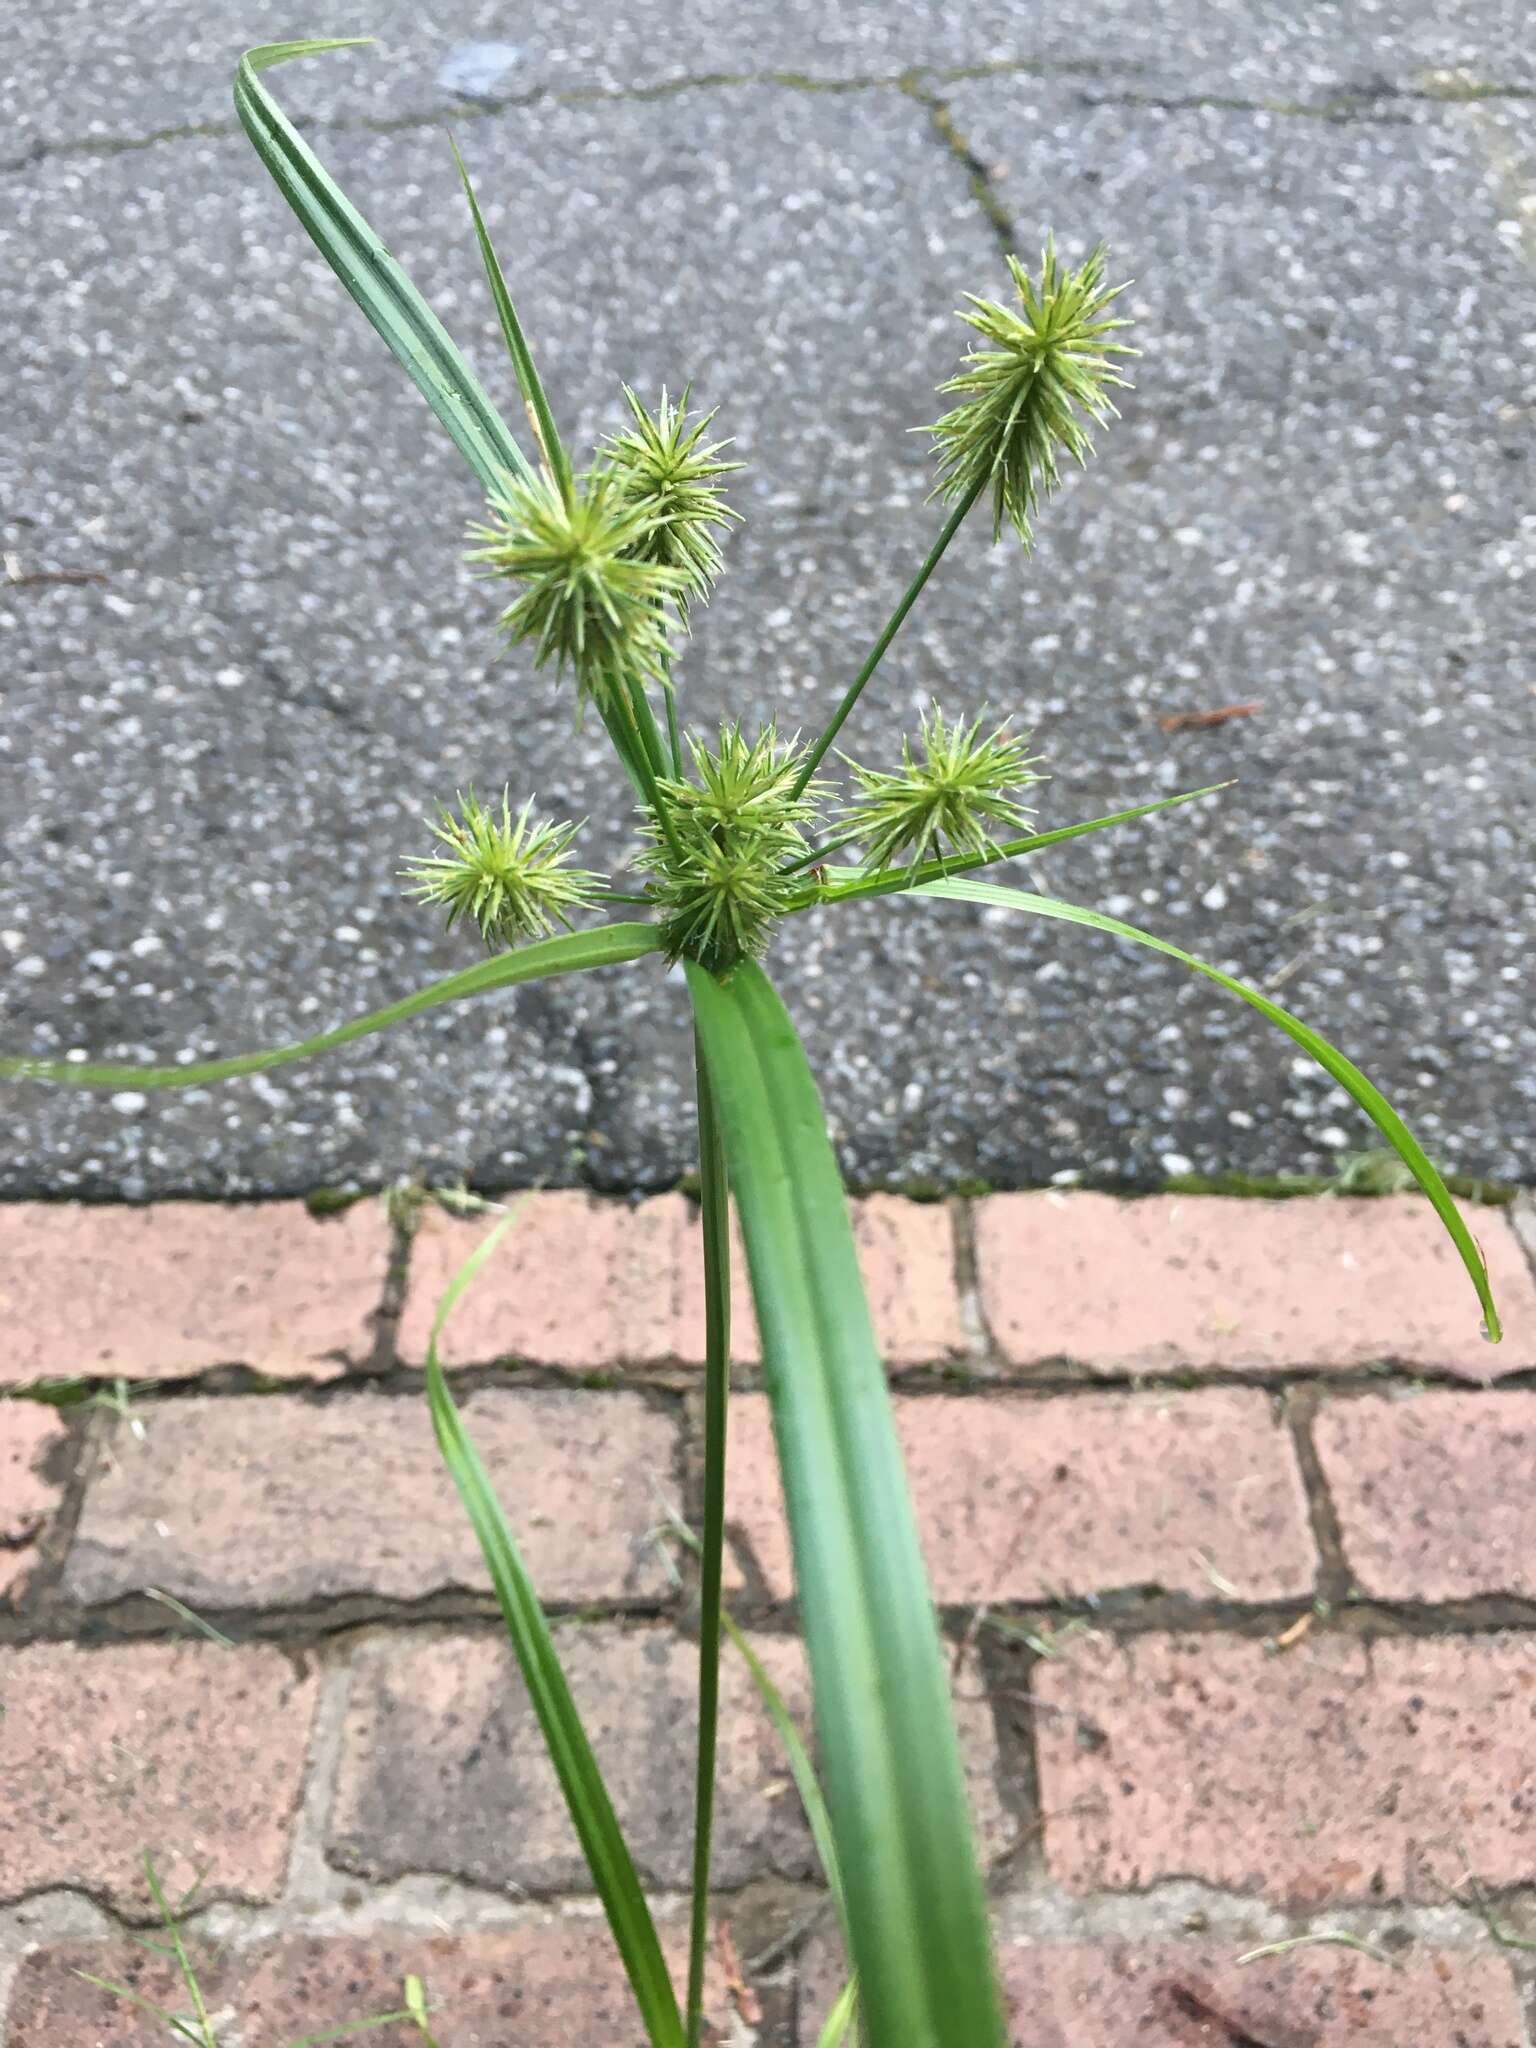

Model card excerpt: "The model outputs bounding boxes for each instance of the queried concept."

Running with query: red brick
[0,1400,67,1602]
[0,1642,317,1913]
[0,1200,388,1385]
[331,1625,815,1893]
[396,1194,683,1370]
[676,1194,967,1367]
[797,1935,1524,2046]
[974,1192,1532,1378]
[1316,1391,1536,1603]
[400,1191,967,1375]
[725,1388,1316,1602]
[1034,1630,1536,1904]
[5,1923,741,2047]
[330,1627,1009,1892]
[63,1388,677,1611]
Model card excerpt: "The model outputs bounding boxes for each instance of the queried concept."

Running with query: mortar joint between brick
[970,1622,1051,1889]
[11,1403,103,1627]
[949,1196,992,1364]
[1281,1385,1354,1609]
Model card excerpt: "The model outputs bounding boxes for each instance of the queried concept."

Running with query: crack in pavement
[909,81,1020,257]
[4,56,1532,177]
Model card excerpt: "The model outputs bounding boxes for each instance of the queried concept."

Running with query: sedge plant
[1,40,1504,2048]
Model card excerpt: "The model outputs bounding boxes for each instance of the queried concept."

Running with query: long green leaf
[797,781,1232,909]
[424,1216,686,2048]
[686,960,1005,2048]
[0,925,658,1092]
[685,1039,731,2048]
[450,139,574,505]
[234,41,532,498]
[917,877,1502,1341]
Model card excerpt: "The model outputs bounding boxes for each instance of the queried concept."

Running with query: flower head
[639,723,826,972]
[845,706,1044,873]
[927,240,1134,543]
[467,470,686,703]
[600,386,741,612]
[403,789,602,949]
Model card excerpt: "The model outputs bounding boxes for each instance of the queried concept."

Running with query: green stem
[686,1038,732,2048]
[782,825,868,875]
[628,671,673,783]
[623,674,687,865]
[791,474,986,798]
[662,669,684,778]
[789,783,1233,910]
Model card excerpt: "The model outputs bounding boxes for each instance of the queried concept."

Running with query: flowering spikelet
[403,789,602,949]
[467,470,687,703]
[927,240,1135,543]
[845,706,1044,873]
[601,386,741,612]
[639,724,826,972]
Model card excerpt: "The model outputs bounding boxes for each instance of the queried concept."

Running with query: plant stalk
[622,674,688,865]
[791,472,987,796]
[686,1037,732,2047]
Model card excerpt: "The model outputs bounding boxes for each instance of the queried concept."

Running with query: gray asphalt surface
[2,5,1533,1197]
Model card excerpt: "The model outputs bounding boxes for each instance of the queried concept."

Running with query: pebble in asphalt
[1,12,1532,1196]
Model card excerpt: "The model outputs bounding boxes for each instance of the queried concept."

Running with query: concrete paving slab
[4,2,1531,164]
[2,63,1532,1194]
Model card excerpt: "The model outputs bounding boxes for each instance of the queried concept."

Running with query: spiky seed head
[601,386,742,613]
[639,723,827,973]
[927,240,1135,544]
[466,470,687,703]
[844,705,1045,873]
[403,789,603,950]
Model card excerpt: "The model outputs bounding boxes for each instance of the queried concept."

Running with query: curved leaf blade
[917,877,1501,1342]
[816,1977,861,2048]
[686,959,1005,2048]
[799,781,1233,909]
[234,40,532,497]
[425,1214,687,2048]
[1,924,659,1092]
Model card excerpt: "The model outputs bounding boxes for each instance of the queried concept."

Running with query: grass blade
[816,1976,861,2048]
[450,140,573,504]
[685,1038,731,2048]
[143,1590,237,1649]
[424,1216,686,2048]
[143,1856,217,2048]
[234,42,532,498]
[1,924,659,1092]
[686,960,1005,2048]
[916,877,1501,1341]
[722,1608,846,1932]
[73,1976,205,2045]
[403,1975,443,2048]
[668,1514,847,1931]
[288,2010,424,2047]
[1235,1931,1397,1969]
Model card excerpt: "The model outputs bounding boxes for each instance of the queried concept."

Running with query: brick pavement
[3,1189,1536,2043]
